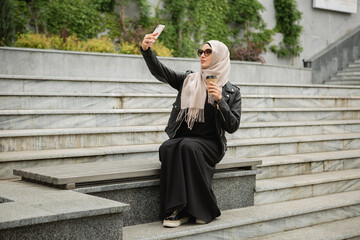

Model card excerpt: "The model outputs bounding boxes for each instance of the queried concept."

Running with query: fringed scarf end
[176,108,205,130]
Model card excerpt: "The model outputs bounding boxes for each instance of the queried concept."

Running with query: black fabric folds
[159,137,222,223]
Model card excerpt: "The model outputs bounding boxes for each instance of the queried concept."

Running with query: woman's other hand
[141,33,158,51]
[207,82,222,102]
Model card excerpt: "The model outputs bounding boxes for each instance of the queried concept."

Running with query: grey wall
[0,47,311,84]
[259,0,360,68]
[310,25,360,84]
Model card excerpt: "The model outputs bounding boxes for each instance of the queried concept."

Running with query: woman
[141,32,242,228]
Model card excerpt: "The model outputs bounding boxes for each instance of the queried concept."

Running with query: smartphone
[153,25,165,39]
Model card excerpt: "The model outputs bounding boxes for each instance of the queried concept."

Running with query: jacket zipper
[172,118,184,138]
[215,104,227,154]
[217,103,226,121]
[220,128,226,154]
[172,105,184,138]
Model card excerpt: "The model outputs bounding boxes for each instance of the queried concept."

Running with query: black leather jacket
[140,47,242,157]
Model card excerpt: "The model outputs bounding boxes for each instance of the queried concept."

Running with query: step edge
[2,119,360,137]
[255,168,360,192]
[2,133,360,162]
[2,92,360,99]
[259,149,360,166]
[1,107,360,115]
[247,216,360,240]
[122,191,360,240]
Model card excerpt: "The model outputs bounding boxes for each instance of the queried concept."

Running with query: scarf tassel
[176,108,205,130]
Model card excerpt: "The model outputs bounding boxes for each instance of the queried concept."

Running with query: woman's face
[200,44,212,69]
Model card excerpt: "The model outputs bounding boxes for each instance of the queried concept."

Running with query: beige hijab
[176,40,231,129]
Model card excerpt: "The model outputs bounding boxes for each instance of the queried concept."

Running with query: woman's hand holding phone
[142,25,165,51]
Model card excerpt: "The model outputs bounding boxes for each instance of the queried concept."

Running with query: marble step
[324,80,360,85]
[349,62,360,68]
[237,119,360,139]
[228,133,360,158]
[1,120,360,152]
[248,216,360,240]
[1,108,360,130]
[122,190,360,240]
[0,75,176,94]
[255,168,360,205]
[1,133,360,179]
[239,83,360,96]
[1,92,360,110]
[257,149,360,179]
[343,67,360,72]
[237,95,360,108]
[330,76,360,83]
[2,75,360,96]
[0,126,168,152]
[337,71,360,76]
[0,109,170,130]
[0,92,176,110]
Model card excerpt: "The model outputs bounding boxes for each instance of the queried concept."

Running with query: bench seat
[13,158,261,190]
[13,158,261,226]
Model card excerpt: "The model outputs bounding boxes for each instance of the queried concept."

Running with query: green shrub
[45,0,103,40]
[152,41,174,57]
[14,33,119,53]
[13,0,29,35]
[83,36,116,53]
[14,33,51,49]
[117,41,174,57]
[0,0,15,46]
[272,0,303,59]
[10,0,304,63]
[118,42,140,55]
[52,35,84,51]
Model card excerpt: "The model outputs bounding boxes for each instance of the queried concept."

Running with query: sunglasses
[197,49,212,57]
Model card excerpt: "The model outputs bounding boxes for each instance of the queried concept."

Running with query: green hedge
[3,0,303,62]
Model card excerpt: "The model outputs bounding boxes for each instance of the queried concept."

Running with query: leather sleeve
[217,88,242,134]
[140,47,187,91]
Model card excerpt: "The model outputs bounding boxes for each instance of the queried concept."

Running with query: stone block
[344,158,360,170]
[324,159,344,172]
[313,179,360,197]
[255,186,313,205]
[77,170,257,226]
[0,213,124,240]
[311,161,324,173]
[0,181,129,239]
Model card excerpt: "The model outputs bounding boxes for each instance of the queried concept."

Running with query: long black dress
[159,95,223,223]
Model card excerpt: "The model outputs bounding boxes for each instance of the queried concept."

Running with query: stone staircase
[1,72,360,239]
[1,48,360,238]
[326,59,360,85]
[122,80,360,239]
[1,76,360,178]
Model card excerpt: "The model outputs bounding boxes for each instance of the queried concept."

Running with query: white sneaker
[196,218,207,224]
[163,209,190,228]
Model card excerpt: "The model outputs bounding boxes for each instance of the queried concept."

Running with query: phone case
[153,25,165,39]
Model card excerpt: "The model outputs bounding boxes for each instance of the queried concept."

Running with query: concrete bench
[13,158,261,190]
[13,158,262,226]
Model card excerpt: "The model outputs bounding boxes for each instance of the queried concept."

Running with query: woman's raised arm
[140,34,188,90]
